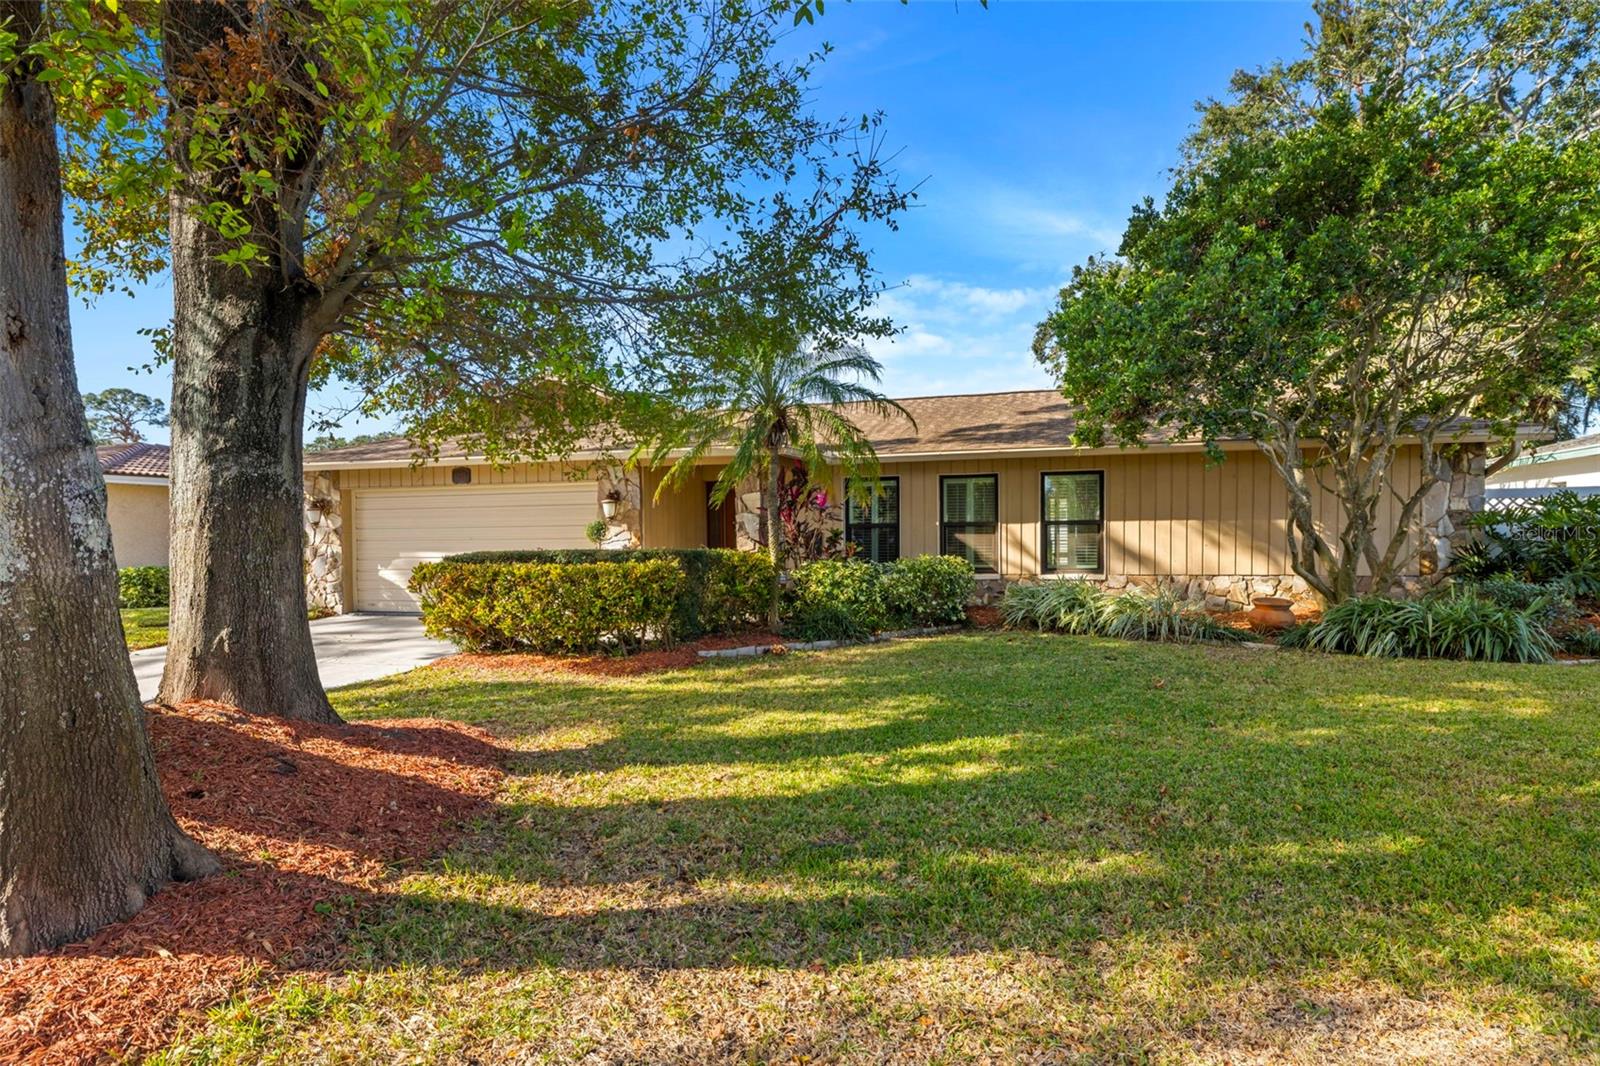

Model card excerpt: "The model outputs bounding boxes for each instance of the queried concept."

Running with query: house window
[1042,471,1104,572]
[845,477,900,563]
[940,474,999,573]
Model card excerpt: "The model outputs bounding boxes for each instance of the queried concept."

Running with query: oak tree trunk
[156,2,339,723]
[155,199,338,723]
[0,3,218,957]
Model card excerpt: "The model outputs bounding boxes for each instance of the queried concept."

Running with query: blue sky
[69,1,1315,442]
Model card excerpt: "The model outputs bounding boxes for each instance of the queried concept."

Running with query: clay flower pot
[1248,596,1297,633]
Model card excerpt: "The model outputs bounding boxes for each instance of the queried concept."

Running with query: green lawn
[160,633,1600,1062]
[122,607,169,650]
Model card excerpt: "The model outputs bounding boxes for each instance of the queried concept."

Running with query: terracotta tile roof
[97,442,170,478]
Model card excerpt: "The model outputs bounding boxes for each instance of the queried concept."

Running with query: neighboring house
[1487,432,1600,491]
[304,389,1499,615]
[98,442,170,568]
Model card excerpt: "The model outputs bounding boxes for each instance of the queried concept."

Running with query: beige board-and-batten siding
[831,446,1427,581]
[319,445,1429,609]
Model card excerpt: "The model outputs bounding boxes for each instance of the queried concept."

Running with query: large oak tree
[69,0,905,722]
[0,0,215,957]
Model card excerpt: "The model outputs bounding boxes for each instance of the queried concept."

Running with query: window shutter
[940,475,999,572]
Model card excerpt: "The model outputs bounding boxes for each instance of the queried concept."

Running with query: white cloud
[862,273,1063,398]
[998,201,1124,253]
[914,176,1127,275]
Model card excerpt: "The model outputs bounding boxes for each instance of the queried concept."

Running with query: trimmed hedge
[118,565,169,609]
[409,558,685,652]
[786,555,977,636]
[788,559,889,632]
[436,548,775,640]
[880,555,975,627]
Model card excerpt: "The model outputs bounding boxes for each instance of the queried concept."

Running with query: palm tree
[639,336,913,629]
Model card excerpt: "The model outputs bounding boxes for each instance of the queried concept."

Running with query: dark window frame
[939,473,1000,574]
[844,476,901,563]
[1041,470,1106,574]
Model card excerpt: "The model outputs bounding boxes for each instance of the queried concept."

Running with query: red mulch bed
[966,605,1003,629]
[0,701,506,1065]
[433,630,789,678]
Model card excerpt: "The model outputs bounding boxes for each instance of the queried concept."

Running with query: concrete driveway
[131,612,457,702]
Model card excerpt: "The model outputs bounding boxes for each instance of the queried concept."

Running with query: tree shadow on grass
[116,633,1591,1056]
[293,635,1600,1046]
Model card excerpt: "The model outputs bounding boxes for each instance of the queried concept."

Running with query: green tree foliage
[1190,0,1600,155]
[39,0,909,718]
[82,387,166,443]
[637,332,912,627]
[304,431,396,453]
[1189,0,1600,434]
[59,0,908,455]
[1034,98,1600,602]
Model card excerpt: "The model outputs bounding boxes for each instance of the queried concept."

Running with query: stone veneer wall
[730,465,836,558]
[734,476,764,553]
[303,472,343,613]
[595,467,643,549]
[1418,443,1487,576]
[968,572,1317,609]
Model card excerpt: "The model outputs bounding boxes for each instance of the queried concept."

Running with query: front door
[706,482,737,548]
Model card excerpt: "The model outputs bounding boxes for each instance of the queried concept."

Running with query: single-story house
[1487,431,1600,491]
[98,442,170,568]
[303,389,1496,615]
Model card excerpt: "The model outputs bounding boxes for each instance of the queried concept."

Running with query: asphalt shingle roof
[302,388,1517,468]
[1528,431,1600,456]
[303,390,1114,465]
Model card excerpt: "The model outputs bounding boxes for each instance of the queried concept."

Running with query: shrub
[783,601,871,643]
[699,550,777,632]
[409,559,684,653]
[880,555,976,627]
[118,565,169,608]
[1096,587,1248,644]
[1458,574,1576,627]
[584,519,607,544]
[440,548,774,638]
[1283,591,1556,663]
[1001,581,1244,644]
[1460,491,1600,595]
[786,559,889,633]
[1000,580,1106,634]
[1560,623,1600,657]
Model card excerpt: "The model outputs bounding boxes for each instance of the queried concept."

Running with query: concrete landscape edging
[696,625,963,659]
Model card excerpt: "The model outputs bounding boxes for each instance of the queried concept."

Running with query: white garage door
[353,482,598,612]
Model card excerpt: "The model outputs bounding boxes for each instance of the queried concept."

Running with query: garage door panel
[354,483,597,612]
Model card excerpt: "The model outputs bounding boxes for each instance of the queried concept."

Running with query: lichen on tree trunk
[0,2,218,957]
